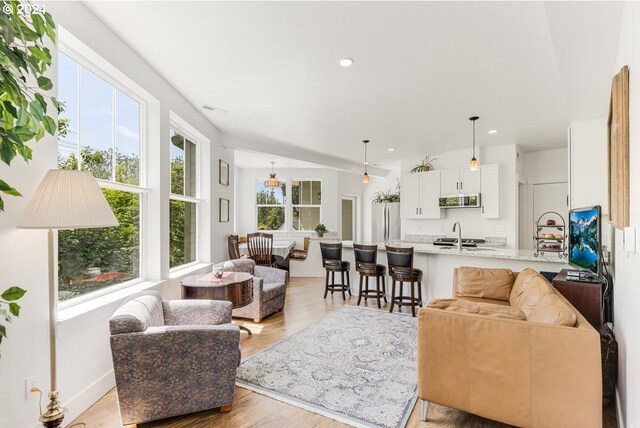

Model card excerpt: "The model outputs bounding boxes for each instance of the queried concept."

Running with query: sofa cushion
[510,271,554,317]
[455,266,514,302]
[262,282,286,301]
[509,268,539,306]
[428,298,526,320]
[527,293,577,326]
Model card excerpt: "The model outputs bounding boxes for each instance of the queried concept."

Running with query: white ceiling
[85,1,623,170]
[234,149,324,169]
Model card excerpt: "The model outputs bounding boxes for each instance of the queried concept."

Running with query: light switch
[624,227,636,253]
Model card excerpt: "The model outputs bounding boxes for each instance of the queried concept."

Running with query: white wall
[400,145,519,248]
[0,2,234,427]
[611,4,640,427]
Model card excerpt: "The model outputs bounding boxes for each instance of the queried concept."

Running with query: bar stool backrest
[320,242,343,269]
[354,244,378,273]
[386,246,415,279]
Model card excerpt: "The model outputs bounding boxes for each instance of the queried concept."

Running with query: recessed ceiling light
[387,148,396,152]
[488,129,498,134]
[202,105,229,114]
[339,58,354,67]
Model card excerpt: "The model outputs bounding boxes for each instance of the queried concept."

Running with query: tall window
[169,129,199,268]
[256,181,286,231]
[292,180,321,231]
[57,51,142,302]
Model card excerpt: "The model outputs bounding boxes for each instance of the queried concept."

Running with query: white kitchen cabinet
[480,163,500,218]
[440,168,480,194]
[401,171,442,219]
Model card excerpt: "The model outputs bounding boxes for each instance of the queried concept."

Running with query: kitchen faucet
[453,222,462,251]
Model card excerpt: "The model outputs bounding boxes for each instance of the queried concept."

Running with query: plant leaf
[0,324,6,339]
[1,287,26,301]
[31,15,45,37]
[29,100,44,121]
[42,115,56,135]
[8,303,20,317]
[36,76,52,91]
[0,180,21,197]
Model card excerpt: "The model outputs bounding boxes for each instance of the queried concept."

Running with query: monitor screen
[568,206,601,276]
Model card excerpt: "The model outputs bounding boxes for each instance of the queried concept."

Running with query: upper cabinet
[401,170,442,219]
[440,168,480,194]
[480,163,500,218]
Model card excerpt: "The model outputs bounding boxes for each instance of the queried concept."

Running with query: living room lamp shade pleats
[19,169,118,229]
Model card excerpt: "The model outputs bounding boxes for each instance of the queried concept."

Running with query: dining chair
[247,232,276,267]
[228,234,241,260]
[386,245,423,317]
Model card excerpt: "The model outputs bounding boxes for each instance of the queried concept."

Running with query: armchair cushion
[162,300,232,326]
[254,265,288,284]
[263,282,286,301]
[455,266,513,302]
[110,291,164,335]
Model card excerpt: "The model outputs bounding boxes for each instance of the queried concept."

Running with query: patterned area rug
[236,305,418,428]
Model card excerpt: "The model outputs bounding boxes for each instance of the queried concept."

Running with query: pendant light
[264,162,282,189]
[362,140,370,183]
[469,116,479,171]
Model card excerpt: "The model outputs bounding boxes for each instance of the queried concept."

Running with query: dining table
[239,239,296,259]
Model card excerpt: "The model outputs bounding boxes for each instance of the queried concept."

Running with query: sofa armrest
[418,308,602,428]
[254,265,288,284]
[162,300,232,325]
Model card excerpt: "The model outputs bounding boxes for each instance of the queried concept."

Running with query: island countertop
[341,241,566,264]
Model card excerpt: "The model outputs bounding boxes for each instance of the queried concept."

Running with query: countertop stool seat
[320,242,352,300]
[354,244,387,308]
[386,246,423,317]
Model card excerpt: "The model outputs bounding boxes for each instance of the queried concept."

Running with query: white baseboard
[616,387,626,428]
[64,370,116,425]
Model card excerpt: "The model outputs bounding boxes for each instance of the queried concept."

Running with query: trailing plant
[410,154,439,173]
[0,1,58,211]
[0,286,26,358]
[314,223,328,236]
[372,181,401,203]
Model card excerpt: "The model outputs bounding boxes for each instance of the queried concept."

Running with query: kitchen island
[323,242,567,301]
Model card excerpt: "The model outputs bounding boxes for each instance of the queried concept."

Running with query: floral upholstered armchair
[109,291,241,425]
[213,258,288,323]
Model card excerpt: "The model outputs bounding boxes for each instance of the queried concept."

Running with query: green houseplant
[0,2,58,355]
[410,155,439,173]
[372,181,401,203]
[314,223,328,237]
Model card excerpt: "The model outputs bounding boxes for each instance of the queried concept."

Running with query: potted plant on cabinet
[314,223,328,237]
[410,155,439,173]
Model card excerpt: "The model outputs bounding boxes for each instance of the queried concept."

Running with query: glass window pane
[80,66,113,180]
[257,207,285,231]
[293,207,321,231]
[170,130,184,195]
[170,200,198,268]
[58,190,140,302]
[115,90,140,185]
[256,181,285,205]
[302,181,311,205]
[313,181,322,204]
[57,52,78,165]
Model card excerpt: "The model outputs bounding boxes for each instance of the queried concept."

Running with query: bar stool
[386,245,423,317]
[320,242,351,300]
[354,244,387,308]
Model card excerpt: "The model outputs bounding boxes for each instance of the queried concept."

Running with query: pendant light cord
[472,120,476,158]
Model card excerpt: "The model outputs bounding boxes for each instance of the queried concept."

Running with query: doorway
[525,181,568,250]
[341,196,356,242]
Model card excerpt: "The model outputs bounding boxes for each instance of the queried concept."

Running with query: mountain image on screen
[569,208,599,273]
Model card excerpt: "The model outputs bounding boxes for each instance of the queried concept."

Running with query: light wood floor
[69,277,618,428]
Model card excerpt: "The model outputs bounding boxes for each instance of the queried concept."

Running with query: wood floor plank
[69,277,617,428]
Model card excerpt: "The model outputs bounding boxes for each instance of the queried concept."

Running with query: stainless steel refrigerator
[371,202,401,244]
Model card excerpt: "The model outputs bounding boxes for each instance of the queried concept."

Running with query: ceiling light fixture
[488,129,498,134]
[339,58,354,67]
[387,148,396,152]
[264,162,282,189]
[469,116,480,171]
[362,140,370,183]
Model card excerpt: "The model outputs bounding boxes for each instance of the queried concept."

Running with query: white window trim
[291,178,322,232]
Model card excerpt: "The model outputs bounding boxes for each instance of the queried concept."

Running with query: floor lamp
[19,169,118,428]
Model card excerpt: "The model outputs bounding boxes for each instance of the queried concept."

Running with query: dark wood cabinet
[552,269,604,328]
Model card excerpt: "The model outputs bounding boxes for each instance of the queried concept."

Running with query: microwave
[438,193,481,209]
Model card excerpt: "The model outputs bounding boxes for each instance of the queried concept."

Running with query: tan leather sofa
[418,267,602,428]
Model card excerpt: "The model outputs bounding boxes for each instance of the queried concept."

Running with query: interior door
[531,182,568,248]
[341,197,356,241]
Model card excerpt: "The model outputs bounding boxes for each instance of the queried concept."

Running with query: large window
[256,181,286,231]
[292,180,321,231]
[169,129,199,268]
[57,51,142,302]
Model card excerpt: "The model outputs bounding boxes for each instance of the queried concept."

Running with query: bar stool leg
[389,279,396,313]
[410,280,416,317]
[347,271,351,296]
[357,274,363,306]
[398,281,404,312]
[324,270,329,298]
[382,275,388,303]
[331,271,335,295]
[364,276,369,301]
[341,270,346,300]
[376,275,381,309]
[418,280,423,307]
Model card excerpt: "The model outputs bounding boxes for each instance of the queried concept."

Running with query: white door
[440,168,460,195]
[341,196,356,241]
[460,168,481,193]
[531,182,568,247]
[401,172,421,219]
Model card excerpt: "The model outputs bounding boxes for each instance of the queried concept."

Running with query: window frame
[56,30,151,310]
[168,123,202,272]
[291,178,322,232]
[255,178,288,232]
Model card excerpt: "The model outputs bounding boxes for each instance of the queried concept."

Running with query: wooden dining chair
[228,234,241,260]
[290,237,310,261]
[247,232,276,267]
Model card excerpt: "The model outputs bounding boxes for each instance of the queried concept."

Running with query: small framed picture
[219,198,229,222]
[219,159,229,186]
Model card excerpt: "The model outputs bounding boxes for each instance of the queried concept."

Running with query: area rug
[235,305,418,428]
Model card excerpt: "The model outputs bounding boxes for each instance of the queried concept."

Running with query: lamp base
[39,390,66,428]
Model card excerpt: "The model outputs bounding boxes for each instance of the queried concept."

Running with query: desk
[239,240,295,258]
[182,272,254,334]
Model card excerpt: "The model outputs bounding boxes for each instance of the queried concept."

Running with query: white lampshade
[18,170,119,229]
